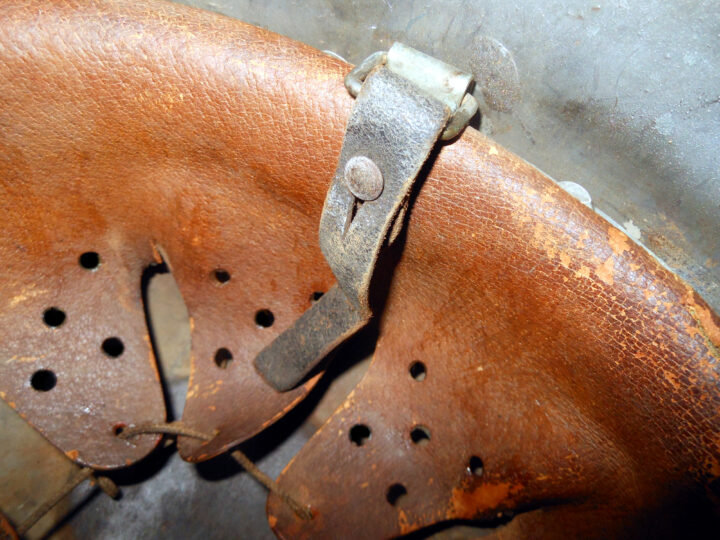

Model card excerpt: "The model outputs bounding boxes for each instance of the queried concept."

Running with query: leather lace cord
[120,422,313,521]
[17,468,119,535]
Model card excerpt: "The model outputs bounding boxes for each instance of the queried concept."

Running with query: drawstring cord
[16,421,310,535]
[119,421,312,521]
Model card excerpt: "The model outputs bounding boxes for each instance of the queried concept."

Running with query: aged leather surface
[1,0,719,536]
[268,122,720,537]
[0,0,342,466]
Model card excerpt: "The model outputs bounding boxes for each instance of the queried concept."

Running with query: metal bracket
[254,43,477,391]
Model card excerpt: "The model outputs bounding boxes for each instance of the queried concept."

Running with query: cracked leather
[0,0,719,537]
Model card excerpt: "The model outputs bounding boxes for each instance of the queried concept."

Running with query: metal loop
[345,46,477,140]
[441,93,479,140]
[344,51,387,97]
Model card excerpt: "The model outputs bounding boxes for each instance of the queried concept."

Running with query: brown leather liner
[1,1,718,535]
[267,109,720,537]
[0,0,345,467]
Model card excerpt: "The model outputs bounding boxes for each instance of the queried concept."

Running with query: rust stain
[559,251,571,269]
[65,449,79,460]
[684,318,720,361]
[575,265,591,279]
[450,482,521,518]
[5,355,40,364]
[662,370,681,391]
[187,383,200,399]
[149,241,164,265]
[682,293,720,348]
[8,285,47,308]
[398,509,411,535]
[596,257,615,286]
[576,230,589,249]
[533,222,558,261]
[608,227,631,256]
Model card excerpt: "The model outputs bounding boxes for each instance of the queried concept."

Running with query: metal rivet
[344,156,383,201]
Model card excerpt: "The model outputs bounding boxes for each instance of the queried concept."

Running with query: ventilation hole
[386,483,408,507]
[43,307,66,328]
[349,424,371,446]
[213,269,231,285]
[255,309,274,328]
[113,423,127,436]
[79,251,100,270]
[468,455,484,476]
[30,370,56,392]
[409,361,426,381]
[102,337,125,358]
[214,347,233,369]
[311,291,324,302]
[410,426,431,445]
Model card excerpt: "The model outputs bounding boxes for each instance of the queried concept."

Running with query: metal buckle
[345,44,478,140]
[254,43,477,391]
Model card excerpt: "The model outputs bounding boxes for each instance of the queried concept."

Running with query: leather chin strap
[1,0,719,537]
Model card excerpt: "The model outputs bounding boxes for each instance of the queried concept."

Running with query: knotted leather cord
[120,421,313,521]
[17,467,119,535]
